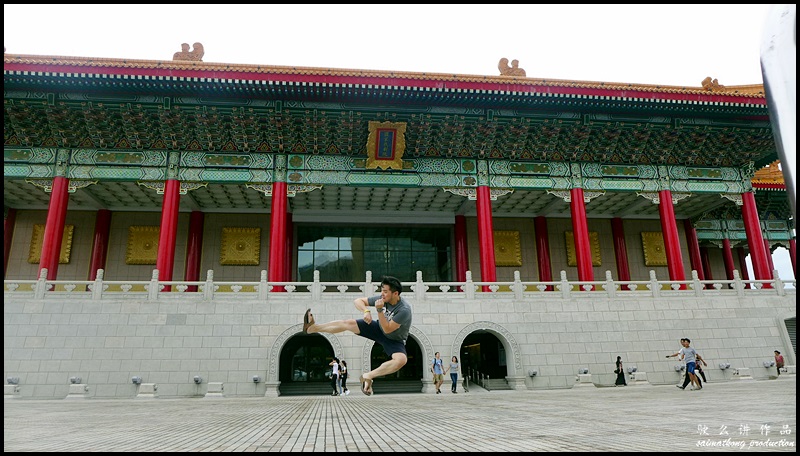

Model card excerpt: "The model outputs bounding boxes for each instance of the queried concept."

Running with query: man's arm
[374,299,401,334]
[354,297,374,322]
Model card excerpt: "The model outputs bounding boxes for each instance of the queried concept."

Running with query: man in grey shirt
[666,338,703,390]
[303,275,412,396]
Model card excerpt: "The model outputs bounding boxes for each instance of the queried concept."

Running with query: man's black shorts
[356,319,407,356]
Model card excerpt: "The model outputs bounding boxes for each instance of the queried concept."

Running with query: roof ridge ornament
[498,57,526,77]
[173,42,205,62]
[701,76,725,92]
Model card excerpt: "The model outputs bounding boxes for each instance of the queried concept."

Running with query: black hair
[617,356,622,361]
[684,338,691,344]
[775,350,781,354]
[452,356,458,362]
[381,275,402,294]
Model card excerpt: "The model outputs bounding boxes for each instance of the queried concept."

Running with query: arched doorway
[368,336,423,394]
[278,333,334,396]
[460,331,508,384]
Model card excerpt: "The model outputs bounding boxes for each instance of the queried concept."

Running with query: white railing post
[148,269,160,301]
[732,269,745,296]
[92,269,104,300]
[560,270,570,299]
[414,270,426,301]
[604,270,616,298]
[513,271,524,300]
[258,270,268,300]
[363,271,374,296]
[204,270,215,301]
[691,270,703,296]
[649,270,660,297]
[465,271,475,300]
[311,270,322,301]
[773,269,785,296]
[34,268,48,299]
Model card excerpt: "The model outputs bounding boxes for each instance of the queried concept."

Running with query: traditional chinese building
[3,47,795,399]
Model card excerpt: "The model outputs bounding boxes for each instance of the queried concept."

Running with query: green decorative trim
[347,173,421,186]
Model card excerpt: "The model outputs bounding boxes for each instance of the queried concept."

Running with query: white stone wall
[3,290,795,399]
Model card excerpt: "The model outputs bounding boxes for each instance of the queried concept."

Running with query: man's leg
[689,372,701,389]
[360,352,408,393]
[305,317,360,335]
[680,372,690,389]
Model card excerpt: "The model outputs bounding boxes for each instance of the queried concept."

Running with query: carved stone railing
[4,267,794,301]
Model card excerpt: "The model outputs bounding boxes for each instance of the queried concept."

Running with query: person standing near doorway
[329,357,340,396]
[431,352,445,394]
[446,356,460,393]
[340,359,349,395]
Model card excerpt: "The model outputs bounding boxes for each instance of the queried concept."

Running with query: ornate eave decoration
[443,188,514,201]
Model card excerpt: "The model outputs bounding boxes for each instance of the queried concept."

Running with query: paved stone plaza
[4,377,796,452]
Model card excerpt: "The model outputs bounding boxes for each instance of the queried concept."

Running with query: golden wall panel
[565,231,601,267]
[641,231,668,266]
[126,226,160,265]
[365,121,407,170]
[28,224,74,264]
[220,227,261,265]
[494,230,522,267]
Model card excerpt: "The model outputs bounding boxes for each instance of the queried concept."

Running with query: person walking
[302,276,412,396]
[340,359,349,395]
[615,356,627,386]
[666,338,702,390]
[774,350,784,376]
[446,356,460,393]
[329,357,340,396]
[431,352,446,394]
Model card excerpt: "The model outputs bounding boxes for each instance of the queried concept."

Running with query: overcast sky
[4,4,774,87]
[3,4,794,282]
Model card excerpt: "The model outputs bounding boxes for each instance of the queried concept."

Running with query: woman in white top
[329,357,340,396]
[446,356,460,393]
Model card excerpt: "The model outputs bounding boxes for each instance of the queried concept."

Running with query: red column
[570,187,594,284]
[475,186,496,291]
[611,217,630,282]
[700,247,713,282]
[789,239,796,274]
[87,209,112,281]
[763,239,775,278]
[658,189,686,286]
[741,192,772,282]
[156,179,181,290]
[4,208,17,279]
[269,181,288,292]
[735,246,751,289]
[454,215,469,283]
[285,212,293,282]
[534,216,553,290]
[683,219,705,281]
[184,210,204,292]
[722,239,736,281]
[38,176,70,280]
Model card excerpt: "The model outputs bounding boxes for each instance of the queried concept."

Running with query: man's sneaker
[345,390,350,396]
[676,385,685,389]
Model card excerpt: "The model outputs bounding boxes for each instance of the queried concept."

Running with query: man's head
[683,338,691,346]
[380,276,402,303]
[435,352,440,358]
